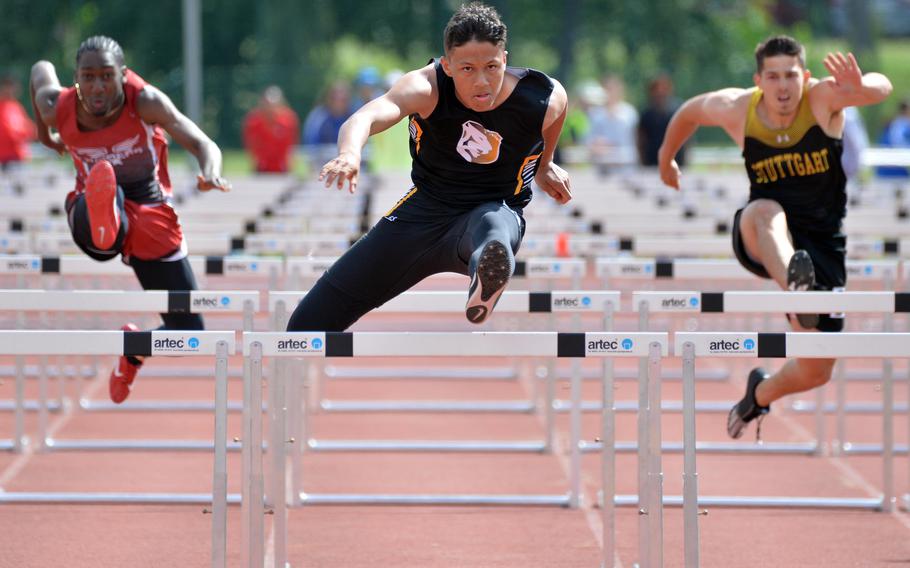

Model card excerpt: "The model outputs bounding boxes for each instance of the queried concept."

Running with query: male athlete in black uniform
[287,2,571,332]
[657,36,892,438]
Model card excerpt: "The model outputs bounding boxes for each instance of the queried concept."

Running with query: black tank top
[408,61,553,209]
[743,89,847,232]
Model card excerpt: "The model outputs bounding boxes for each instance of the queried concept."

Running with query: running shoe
[109,323,142,404]
[727,367,771,440]
[787,249,819,330]
[85,160,120,250]
[465,240,511,324]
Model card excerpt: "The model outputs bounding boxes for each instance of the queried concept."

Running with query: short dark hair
[76,36,125,67]
[443,2,507,53]
[754,35,805,73]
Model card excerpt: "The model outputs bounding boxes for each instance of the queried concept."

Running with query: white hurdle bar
[638,290,908,457]
[269,290,620,426]
[0,289,257,453]
[674,331,909,568]
[241,331,668,568]
[0,330,235,568]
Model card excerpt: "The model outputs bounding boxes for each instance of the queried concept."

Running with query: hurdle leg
[569,359,582,509]
[682,342,700,568]
[813,379,826,456]
[544,359,556,454]
[882,358,894,512]
[250,343,266,568]
[211,341,229,568]
[637,302,651,567]
[647,342,664,567]
[834,360,847,454]
[288,359,304,507]
[37,355,48,450]
[269,358,288,568]
[14,356,25,452]
[601,356,616,568]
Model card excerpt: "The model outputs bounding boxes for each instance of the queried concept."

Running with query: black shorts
[732,207,846,332]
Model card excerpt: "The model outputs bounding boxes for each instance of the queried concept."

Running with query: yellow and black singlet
[408,60,553,209]
[743,89,847,232]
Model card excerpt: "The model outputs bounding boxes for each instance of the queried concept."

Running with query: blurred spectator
[303,81,353,147]
[841,106,869,182]
[554,82,596,164]
[242,85,299,173]
[352,67,383,109]
[876,99,910,178]
[0,74,36,169]
[638,74,685,167]
[587,74,639,172]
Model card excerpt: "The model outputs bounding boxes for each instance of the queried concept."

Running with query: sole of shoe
[787,250,819,329]
[85,161,119,250]
[465,241,511,324]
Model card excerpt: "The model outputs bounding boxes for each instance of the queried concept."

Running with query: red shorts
[66,190,185,261]
[121,199,184,261]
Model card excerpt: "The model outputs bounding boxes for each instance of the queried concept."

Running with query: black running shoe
[787,249,819,330]
[727,367,771,440]
[465,240,511,324]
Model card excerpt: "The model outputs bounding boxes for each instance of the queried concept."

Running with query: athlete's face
[75,50,125,117]
[442,40,507,112]
[754,54,810,118]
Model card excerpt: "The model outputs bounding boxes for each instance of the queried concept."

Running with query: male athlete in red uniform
[30,36,230,403]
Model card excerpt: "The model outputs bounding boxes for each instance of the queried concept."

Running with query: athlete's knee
[286,277,371,332]
[796,358,835,389]
[742,199,786,230]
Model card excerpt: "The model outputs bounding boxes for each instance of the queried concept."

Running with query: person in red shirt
[30,36,230,403]
[0,75,36,168]
[242,85,299,173]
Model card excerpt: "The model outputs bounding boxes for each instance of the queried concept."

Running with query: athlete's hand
[37,129,66,156]
[659,158,681,191]
[319,151,360,193]
[535,162,572,204]
[824,52,863,97]
[197,174,231,192]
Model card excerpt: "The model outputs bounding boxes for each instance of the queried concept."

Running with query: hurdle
[0,253,279,380]
[674,332,909,568]
[0,289,257,452]
[637,290,908,459]
[267,289,620,478]
[0,330,234,567]
[239,331,668,568]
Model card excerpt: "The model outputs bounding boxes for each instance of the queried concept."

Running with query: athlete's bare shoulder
[543,76,567,131]
[386,62,437,119]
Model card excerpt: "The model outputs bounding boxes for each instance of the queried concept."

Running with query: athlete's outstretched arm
[815,52,892,112]
[534,78,571,204]
[320,65,436,194]
[658,88,749,190]
[136,86,230,192]
[29,61,66,154]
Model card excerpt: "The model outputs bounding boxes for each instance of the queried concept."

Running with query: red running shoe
[110,323,142,403]
[85,160,120,250]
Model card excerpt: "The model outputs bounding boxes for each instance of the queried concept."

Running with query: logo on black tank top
[73,134,144,166]
[457,120,503,164]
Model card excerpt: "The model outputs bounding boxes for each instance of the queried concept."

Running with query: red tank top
[57,70,171,199]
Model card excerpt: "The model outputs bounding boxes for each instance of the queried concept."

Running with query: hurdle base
[299,492,571,507]
[840,442,909,455]
[307,439,547,453]
[0,491,243,504]
[320,400,535,413]
[580,440,818,455]
[553,399,734,414]
[43,438,266,452]
[613,494,884,510]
